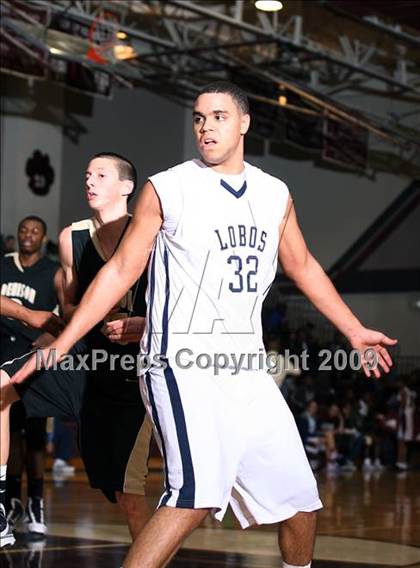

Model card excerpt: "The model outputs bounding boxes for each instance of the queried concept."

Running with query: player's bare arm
[53,267,66,314]
[278,197,397,377]
[11,181,162,383]
[0,294,63,336]
[58,226,80,322]
[32,268,68,348]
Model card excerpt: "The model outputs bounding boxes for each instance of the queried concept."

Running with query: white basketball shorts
[140,364,322,528]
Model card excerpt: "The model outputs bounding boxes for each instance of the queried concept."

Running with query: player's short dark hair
[91,152,138,202]
[18,215,47,235]
[196,81,249,115]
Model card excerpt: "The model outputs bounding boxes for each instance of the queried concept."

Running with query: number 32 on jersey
[215,224,267,294]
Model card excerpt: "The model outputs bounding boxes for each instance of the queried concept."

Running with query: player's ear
[122,179,134,198]
[42,234,48,245]
[240,113,250,136]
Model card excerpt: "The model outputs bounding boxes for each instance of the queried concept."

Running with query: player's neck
[206,150,245,175]
[93,210,130,257]
[210,163,245,175]
[93,203,128,226]
[18,251,42,268]
[93,214,129,238]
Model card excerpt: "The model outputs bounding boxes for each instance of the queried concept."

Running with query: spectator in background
[319,402,363,472]
[369,401,397,469]
[319,403,343,473]
[396,380,417,470]
[1,216,61,540]
[353,391,386,471]
[290,375,316,415]
[3,236,16,254]
[338,401,364,471]
[297,400,339,472]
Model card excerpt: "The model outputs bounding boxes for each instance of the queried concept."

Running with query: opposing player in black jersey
[58,153,151,533]
[0,154,151,547]
[1,216,62,545]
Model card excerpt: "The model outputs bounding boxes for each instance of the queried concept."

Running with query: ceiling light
[113,44,136,60]
[255,0,283,12]
[49,47,64,55]
[116,31,127,40]
[278,95,287,106]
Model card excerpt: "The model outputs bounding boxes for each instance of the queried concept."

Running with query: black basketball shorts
[1,348,151,502]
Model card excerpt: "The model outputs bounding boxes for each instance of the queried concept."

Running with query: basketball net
[86,10,119,64]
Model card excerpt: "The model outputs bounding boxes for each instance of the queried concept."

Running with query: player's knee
[294,510,318,530]
[0,370,19,408]
[116,491,144,516]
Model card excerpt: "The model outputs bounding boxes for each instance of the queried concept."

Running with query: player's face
[17,220,45,254]
[85,158,126,211]
[193,93,250,169]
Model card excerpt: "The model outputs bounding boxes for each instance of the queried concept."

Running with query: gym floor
[1,466,419,568]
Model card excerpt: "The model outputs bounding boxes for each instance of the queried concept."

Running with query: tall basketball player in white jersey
[11,83,397,568]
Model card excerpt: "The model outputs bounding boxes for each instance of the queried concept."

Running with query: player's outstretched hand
[25,309,65,337]
[11,344,64,384]
[347,328,397,378]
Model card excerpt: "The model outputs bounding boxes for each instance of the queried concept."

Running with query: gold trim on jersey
[5,252,24,273]
[71,218,107,262]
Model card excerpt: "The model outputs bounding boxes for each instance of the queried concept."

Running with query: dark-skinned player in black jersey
[1,216,63,545]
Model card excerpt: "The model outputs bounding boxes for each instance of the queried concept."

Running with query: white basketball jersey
[142,159,289,369]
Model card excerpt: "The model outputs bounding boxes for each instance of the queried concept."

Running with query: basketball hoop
[86,10,119,64]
